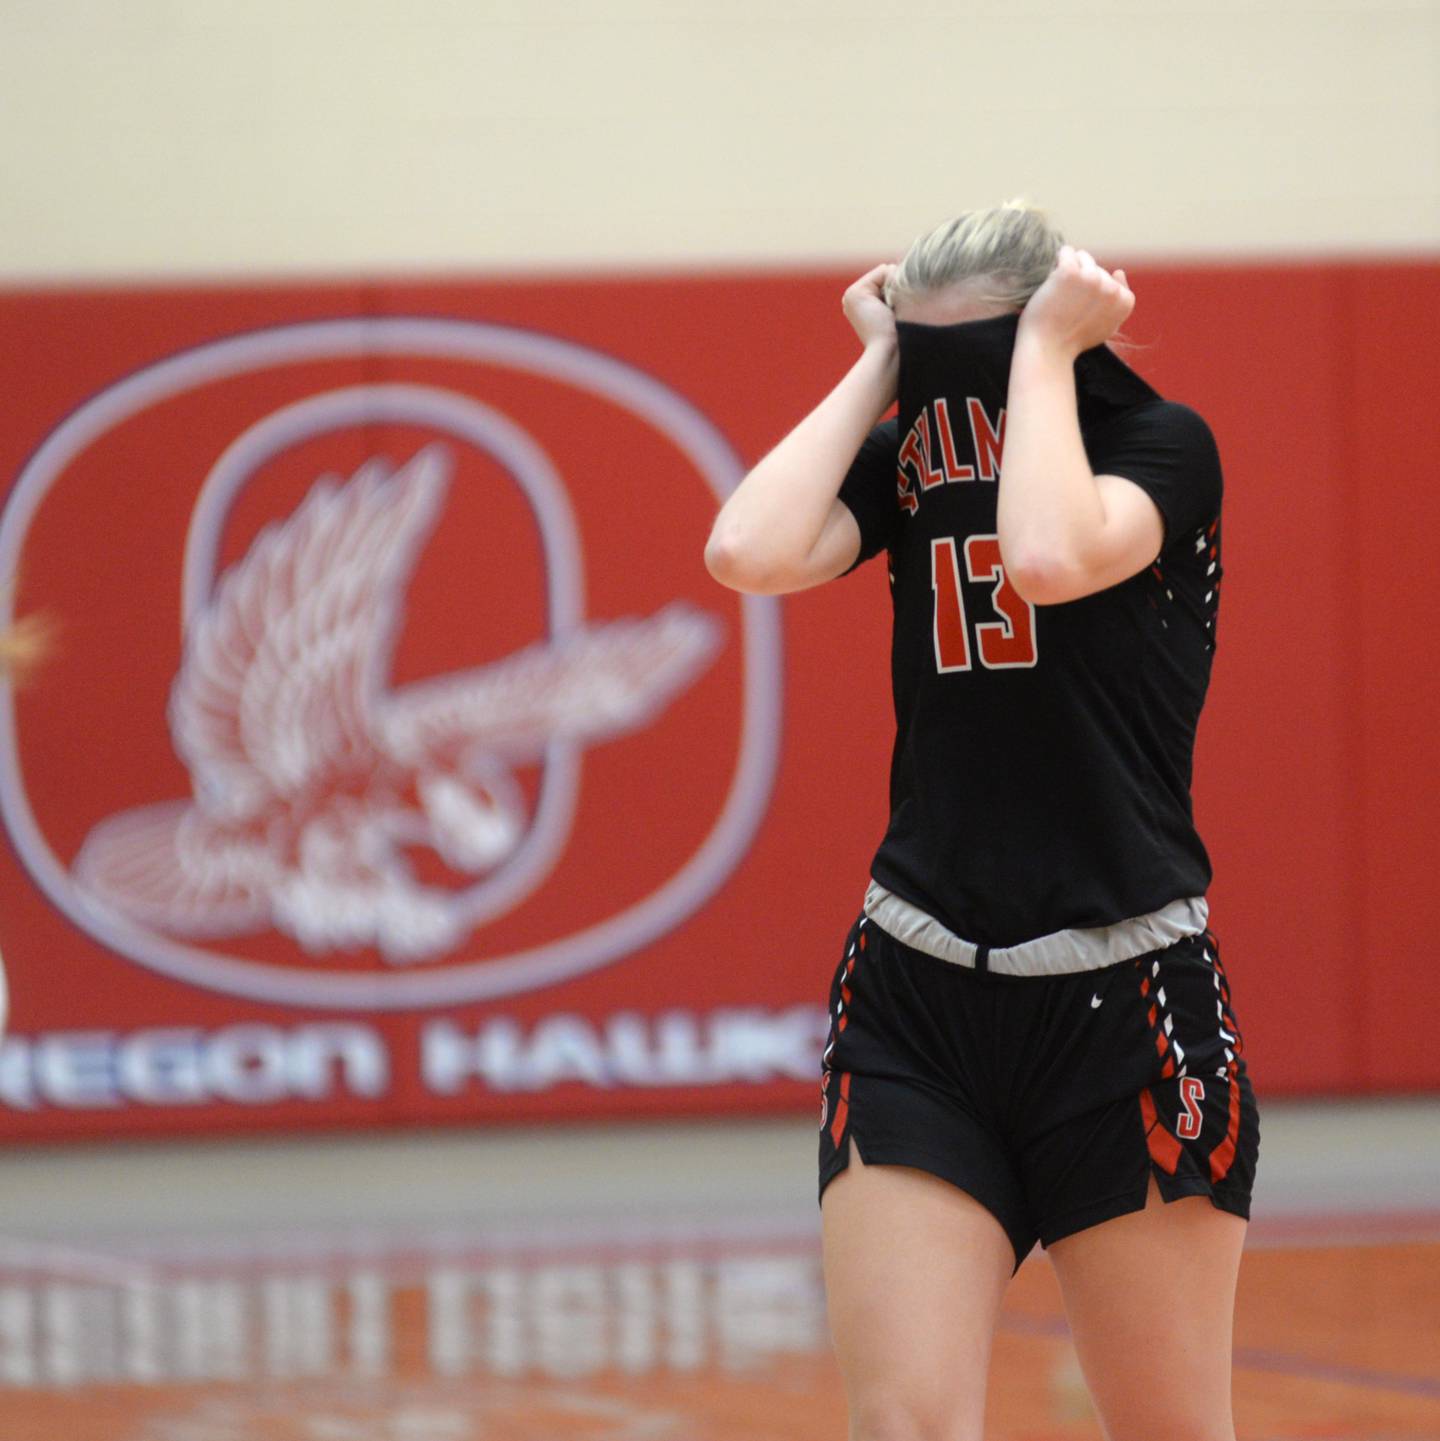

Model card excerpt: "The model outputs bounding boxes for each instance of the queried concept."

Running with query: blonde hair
[885,199,1065,311]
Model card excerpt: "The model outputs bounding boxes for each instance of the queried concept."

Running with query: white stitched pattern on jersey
[1154,524,1222,654]
[1200,520,1222,652]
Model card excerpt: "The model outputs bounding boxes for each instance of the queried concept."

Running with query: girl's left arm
[996,247,1165,605]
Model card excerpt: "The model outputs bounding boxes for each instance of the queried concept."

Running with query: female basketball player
[705,202,1257,1441]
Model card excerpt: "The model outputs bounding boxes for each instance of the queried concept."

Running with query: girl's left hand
[1018,245,1134,357]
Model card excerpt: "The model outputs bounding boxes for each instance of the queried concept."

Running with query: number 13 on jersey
[931,533,1038,672]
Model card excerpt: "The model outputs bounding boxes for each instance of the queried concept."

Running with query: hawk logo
[74,445,719,964]
[0,318,781,1009]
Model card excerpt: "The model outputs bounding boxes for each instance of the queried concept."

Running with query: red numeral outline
[964,536,1038,670]
[930,533,1038,674]
[930,538,972,671]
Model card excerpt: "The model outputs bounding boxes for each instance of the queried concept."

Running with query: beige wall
[1,0,1437,279]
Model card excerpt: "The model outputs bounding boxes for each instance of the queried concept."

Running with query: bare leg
[822,1142,1015,1441]
[1048,1179,1246,1441]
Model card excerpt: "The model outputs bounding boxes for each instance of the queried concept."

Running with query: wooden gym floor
[1,1101,1436,1440]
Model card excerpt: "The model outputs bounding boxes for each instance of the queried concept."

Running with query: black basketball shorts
[818,910,1260,1267]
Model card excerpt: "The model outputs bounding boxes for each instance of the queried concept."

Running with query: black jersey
[838,314,1223,947]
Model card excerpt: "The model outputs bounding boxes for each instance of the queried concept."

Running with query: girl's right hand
[1017,245,1133,358]
[842,264,898,350]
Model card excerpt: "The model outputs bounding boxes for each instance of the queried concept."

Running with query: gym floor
[2,1098,1437,1440]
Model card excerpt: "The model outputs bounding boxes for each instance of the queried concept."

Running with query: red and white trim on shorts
[1137,932,1244,1185]
[820,920,867,1146]
[1203,931,1244,1183]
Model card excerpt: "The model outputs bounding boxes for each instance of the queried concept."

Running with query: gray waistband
[862,881,1209,977]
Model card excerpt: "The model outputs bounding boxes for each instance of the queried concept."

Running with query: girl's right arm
[704,265,898,596]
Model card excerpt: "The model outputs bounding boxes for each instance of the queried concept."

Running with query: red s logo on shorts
[1177,1075,1206,1139]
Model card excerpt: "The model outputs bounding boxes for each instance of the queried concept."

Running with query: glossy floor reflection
[4,1221,1440,1439]
[2,1108,1437,1440]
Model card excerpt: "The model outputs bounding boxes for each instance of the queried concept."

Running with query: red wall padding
[0,259,1435,1143]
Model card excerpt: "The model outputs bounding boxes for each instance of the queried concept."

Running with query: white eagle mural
[73,445,722,961]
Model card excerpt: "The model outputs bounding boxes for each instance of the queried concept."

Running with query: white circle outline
[0,318,782,1010]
